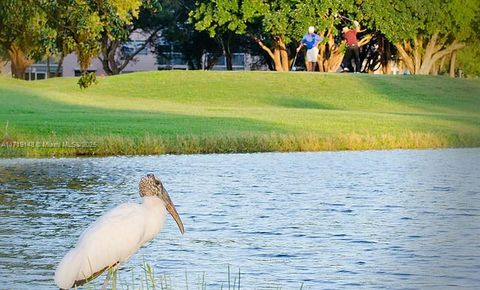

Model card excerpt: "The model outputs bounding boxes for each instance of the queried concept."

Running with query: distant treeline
[1,0,479,78]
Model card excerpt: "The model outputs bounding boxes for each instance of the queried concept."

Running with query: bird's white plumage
[55,196,168,289]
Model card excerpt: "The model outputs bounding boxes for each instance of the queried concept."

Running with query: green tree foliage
[190,0,269,68]
[456,7,480,77]
[49,0,143,73]
[457,44,480,78]
[292,0,367,72]
[190,0,363,71]
[362,0,479,75]
[97,0,165,75]
[191,0,300,71]
[0,0,145,80]
[191,0,479,75]
[156,0,224,70]
[0,0,56,78]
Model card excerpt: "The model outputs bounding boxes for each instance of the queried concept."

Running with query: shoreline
[1,132,478,158]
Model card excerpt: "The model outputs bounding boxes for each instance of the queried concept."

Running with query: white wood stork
[54,174,184,289]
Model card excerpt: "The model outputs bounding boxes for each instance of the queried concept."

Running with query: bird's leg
[100,271,111,290]
[112,268,118,289]
[99,262,120,290]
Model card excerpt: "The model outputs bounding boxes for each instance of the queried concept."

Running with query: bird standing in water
[55,174,184,289]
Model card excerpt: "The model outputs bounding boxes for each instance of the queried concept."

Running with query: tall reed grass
[1,131,478,157]
[82,262,306,290]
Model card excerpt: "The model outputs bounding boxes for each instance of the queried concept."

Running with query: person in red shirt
[341,20,361,72]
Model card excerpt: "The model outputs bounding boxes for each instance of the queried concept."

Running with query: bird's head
[139,174,185,234]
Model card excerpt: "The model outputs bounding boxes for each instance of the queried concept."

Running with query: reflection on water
[0,149,479,289]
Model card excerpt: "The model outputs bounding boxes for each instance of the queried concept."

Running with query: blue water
[0,148,479,289]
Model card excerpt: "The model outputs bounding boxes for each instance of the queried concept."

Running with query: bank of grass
[0,71,479,157]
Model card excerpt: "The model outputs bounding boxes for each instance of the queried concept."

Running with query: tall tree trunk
[108,41,120,75]
[219,34,233,71]
[56,53,65,77]
[413,38,422,74]
[100,39,119,75]
[251,36,276,71]
[325,47,345,71]
[225,48,233,71]
[277,38,289,71]
[439,55,446,74]
[380,35,392,74]
[226,35,233,71]
[317,27,345,72]
[250,35,289,71]
[396,35,464,75]
[273,48,283,71]
[449,51,457,77]
[318,43,327,72]
[419,33,437,74]
[46,56,51,78]
[8,44,33,79]
[431,62,438,75]
[395,42,415,74]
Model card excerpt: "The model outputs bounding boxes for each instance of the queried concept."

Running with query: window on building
[158,53,185,66]
[232,53,245,66]
[121,40,148,57]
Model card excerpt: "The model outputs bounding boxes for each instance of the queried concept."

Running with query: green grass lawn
[1,71,479,157]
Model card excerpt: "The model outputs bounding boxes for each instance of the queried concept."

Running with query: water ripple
[0,148,479,289]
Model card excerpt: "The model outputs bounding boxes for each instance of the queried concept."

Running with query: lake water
[0,149,479,289]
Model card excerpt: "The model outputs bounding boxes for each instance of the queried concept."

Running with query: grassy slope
[0,71,479,157]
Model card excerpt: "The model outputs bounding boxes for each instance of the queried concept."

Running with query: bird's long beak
[162,189,185,234]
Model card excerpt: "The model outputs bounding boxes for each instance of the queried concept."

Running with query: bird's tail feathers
[54,248,84,289]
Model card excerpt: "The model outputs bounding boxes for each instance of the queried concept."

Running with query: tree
[152,0,221,70]
[292,0,375,72]
[59,0,143,74]
[157,26,223,70]
[362,0,478,75]
[0,0,56,78]
[455,7,480,77]
[97,0,165,75]
[191,0,369,72]
[457,41,480,78]
[0,0,147,79]
[191,0,300,71]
